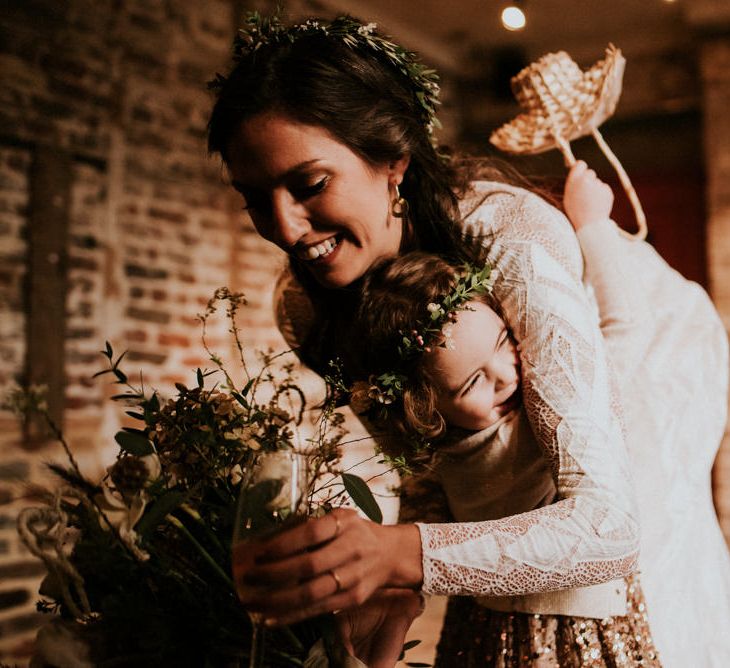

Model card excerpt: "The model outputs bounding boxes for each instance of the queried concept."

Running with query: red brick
[160,374,188,386]
[158,333,191,348]
[147,207,187,224]
[124,329,147,343]
[182,357,209,368]
[65,396,103,410]
[126,351,167,365]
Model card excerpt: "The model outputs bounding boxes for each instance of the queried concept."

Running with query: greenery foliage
[209,12,442,135]
[12,288,384,666]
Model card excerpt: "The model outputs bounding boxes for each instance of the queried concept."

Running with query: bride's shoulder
[457,180,582,278]
[458,179,572,238]
[460,179,523,208]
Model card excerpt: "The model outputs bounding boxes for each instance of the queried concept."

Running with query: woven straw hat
[490,45,647,240]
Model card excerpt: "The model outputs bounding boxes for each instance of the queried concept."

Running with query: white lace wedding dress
[276,180,730,666]
[407,182,730,667]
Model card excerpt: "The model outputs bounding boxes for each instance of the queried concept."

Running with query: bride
[209,13,730,666]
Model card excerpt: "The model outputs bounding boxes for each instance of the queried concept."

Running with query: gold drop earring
[391,184,409,219]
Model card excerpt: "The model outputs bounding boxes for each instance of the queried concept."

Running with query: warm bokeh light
[501,5,527,31]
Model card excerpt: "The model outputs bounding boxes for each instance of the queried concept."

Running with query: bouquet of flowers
[11,288,385,667]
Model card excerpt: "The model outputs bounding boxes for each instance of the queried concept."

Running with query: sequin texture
[434,575,660,667]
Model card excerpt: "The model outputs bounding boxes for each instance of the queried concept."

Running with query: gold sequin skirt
[434,575,661,667]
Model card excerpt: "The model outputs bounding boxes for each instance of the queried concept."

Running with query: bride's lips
[294,235,342,264]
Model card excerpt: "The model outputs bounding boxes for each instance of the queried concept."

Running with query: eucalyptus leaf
[113,350,128,369]
[137,490,186,536]
[114,430,154,456]
[231,391,249,409]
[147,393,160,412]
[342,473,382,524]
[113,368,128,384]
[123,427,149,436]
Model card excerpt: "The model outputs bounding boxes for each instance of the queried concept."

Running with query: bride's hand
[231,508,423,625]
[336,588,426,668]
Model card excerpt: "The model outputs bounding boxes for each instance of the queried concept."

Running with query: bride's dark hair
[207,22,507,371]
[207,27,481,262]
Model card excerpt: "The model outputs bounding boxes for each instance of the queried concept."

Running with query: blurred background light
[501,4,527,31]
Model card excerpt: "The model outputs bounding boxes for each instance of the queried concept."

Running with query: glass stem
[249,621,267,668]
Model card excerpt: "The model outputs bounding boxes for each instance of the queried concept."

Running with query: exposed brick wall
[0,147,29,411]
[0,146,38,657]
[0,1,289,662]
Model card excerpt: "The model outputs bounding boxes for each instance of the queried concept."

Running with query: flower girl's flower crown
[351,263,494,411]
[208,12,442,135]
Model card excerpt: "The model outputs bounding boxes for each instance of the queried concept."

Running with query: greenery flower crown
[350,263,494,415]
[208,12,442,135]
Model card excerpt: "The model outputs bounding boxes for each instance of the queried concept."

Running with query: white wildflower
[357,22,377,36]
[229,464,243,486]
[95,483,149,561]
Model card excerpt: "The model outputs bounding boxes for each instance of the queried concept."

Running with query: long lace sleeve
[417,185,640,597]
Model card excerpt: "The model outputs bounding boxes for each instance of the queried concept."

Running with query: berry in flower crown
[350,262,494,413]
[208,11,442,135]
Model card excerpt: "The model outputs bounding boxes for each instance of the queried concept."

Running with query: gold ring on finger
[328,569,342,594]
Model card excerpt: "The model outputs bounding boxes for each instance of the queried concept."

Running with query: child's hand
[564,160,614,231]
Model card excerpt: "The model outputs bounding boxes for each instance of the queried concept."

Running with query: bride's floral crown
[208,12,442,135]
[350,263,494,413]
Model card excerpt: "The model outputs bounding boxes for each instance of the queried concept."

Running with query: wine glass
[232,450,310,668]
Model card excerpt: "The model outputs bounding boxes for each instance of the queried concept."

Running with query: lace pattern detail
[418,184,639,597]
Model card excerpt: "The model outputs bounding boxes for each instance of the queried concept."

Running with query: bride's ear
[389,155,411,184]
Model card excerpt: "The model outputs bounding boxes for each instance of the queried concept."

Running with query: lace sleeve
[417,185,640,597]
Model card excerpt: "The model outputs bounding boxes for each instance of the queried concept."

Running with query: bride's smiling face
[226,112,410,289]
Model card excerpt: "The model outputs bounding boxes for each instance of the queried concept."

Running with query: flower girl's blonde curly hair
[345,252,497,459]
